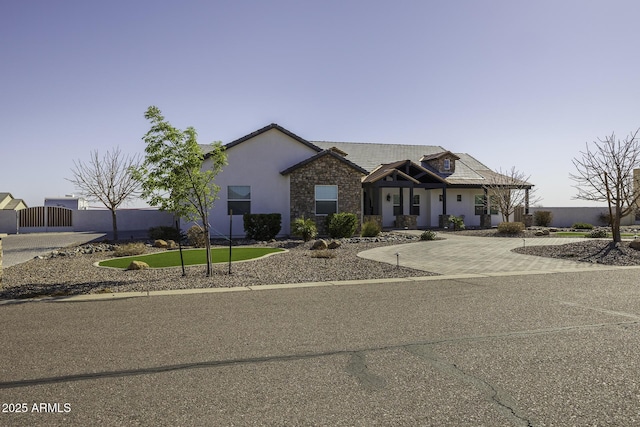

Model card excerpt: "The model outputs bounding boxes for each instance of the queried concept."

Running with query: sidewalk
[358,232,616,276]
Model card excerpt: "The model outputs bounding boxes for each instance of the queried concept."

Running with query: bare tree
[67,147,142,241]
[570,129,640,243]
[482,167,538,223]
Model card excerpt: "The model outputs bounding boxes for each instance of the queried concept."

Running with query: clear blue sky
[2,0,639,208]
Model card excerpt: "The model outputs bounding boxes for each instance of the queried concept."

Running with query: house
[0,193,27,211]
[44,195,88,210]
[202,124,533,237]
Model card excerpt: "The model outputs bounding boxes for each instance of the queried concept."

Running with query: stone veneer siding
[288,155,364,236]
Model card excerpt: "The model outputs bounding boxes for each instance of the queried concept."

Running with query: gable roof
[280,149,368,176]
[225,123,322,152]
[363,160,446,184]
[311,141,516,187]
[420,150,461,162]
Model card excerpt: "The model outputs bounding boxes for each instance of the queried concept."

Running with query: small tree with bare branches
[482,167,538,223]
[570,129,640,243]
[67,148,142,241]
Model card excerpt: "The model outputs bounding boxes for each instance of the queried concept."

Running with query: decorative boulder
[327,240,342,249]
[629,240,640,251]
[153,239,168,248]
[166,240,177,249]
[535,229,550,236]
[127,260,149,270]
[311,239,328,250]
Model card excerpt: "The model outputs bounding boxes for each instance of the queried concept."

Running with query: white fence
[530,207,637,228]
[0,208,175,237]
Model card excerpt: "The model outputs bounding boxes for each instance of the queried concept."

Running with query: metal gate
[19,206,73,230]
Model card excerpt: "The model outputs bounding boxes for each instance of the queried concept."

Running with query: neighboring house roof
[0,192,28,210]
[4,199,26,210]
[280,149,368,175]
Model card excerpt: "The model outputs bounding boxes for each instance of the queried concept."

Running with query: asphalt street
[2,268,640,426]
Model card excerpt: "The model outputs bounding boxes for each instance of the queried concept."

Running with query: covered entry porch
[362,160,448,229]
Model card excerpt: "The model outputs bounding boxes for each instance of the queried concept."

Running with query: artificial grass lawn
[98,247,284,269]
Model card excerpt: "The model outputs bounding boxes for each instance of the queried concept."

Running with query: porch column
[409,187,414,215]
[442,188,447,215]
[525,188,530,214]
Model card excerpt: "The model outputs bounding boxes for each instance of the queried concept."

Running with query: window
[315,185,337,215]
[489,195,499,215]
[474,195,486,215]
[228,186,251,215]
[475,194,499,215]
[412,194,420,215]
[393,194,401,216]
[443,158,451,171]
[456,194,462,202]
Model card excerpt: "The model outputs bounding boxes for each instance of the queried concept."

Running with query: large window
[475,194,498,215]
[228,185,251,215]
[315,185,337,215]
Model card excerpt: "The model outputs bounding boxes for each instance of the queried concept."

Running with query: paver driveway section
[359,233,616,275]
[1,232,106,268]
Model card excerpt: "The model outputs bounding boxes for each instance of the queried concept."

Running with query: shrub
[291,216,317,242]
[598,212,613,225]
[186,225,208,247]
[243,213,282,241]
[148,225,185,243]
[360,220,381,237]
[326,213,358,238]
[114,242,147,257]
[587,228,608,238]
[420,230,437,241]
[497,222,525,234]
[449,215,465,231]
[572,222,594,230]
[533,211,553,227]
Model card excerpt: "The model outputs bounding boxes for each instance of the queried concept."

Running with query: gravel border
[0,233,435,300]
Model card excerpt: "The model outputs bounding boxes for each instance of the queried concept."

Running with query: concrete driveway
[359,232,621,276]
[1,232,106,268]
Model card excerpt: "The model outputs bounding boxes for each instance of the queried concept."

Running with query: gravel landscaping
[0,233,434,300]
[456,227,640,267]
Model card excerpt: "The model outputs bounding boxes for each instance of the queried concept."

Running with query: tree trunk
[612,212,622,243]
[110,209,118,241]
[203,223,212,277]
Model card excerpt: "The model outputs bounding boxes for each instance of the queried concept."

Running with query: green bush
[148,225,184,242]
[243,213,282,241]
[187,225,208,247]
[420,230,437,241]
[326,212,358,238]
[114,242,147,257]
[449,215,465,231]
[587,228,608,238]
[533,211,553,227]
[497,222,525,234]
[572,222,594,230]
[598,212,613,225]
[360,220,381,237]
[291,216,318,242]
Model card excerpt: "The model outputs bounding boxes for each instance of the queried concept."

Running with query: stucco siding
[206,128,319,237]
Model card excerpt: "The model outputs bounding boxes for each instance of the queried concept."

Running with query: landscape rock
[311,239,328,250]
[153,240,168,248]
[127,260,149,270]
[328,240,342,249]
[629,240,640,251]
[166,240,177,249]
